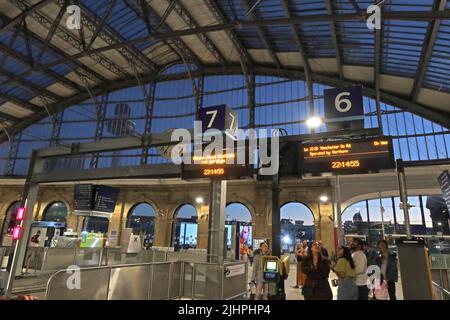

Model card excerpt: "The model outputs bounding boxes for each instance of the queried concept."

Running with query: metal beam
[1,65,448,144]
[0,111,20,123]
[0,43,84,92]
[70,0,158,72]
[325,0,344,79]
[0,66,62,102]
[243,0,281,68]
[282,0,314,115]
[374,20,383,132]
[156,0,177,31]
[35,0,67,65]
[166,0,227,66]
[124,0,201,67]
[0,91,42,113]
[0,12,108,84]
[411,0,447,102]
[86,0,117,51]
[12,0,127,78]
[0,0,54,35]
[15,9,450,74]
[32,163,180,183]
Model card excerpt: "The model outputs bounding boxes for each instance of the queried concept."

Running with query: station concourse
[0,0,449,301]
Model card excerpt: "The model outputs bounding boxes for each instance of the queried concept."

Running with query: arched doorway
[127,202,156,248]
[41,201,69,247]
[225,203,252,259]
[42,201,68,223]
[280,202,315,252]
[1,201,20,246]
[171,204,198,250]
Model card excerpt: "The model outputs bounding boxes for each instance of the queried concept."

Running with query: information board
[73,184,94,211]
[181,147,253,180]
[93,185,120,213]
[301,136,395,175]
[438,170,450,210]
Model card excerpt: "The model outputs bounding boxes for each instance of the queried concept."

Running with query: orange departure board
[301,136,395,175]
[181,149,253,180]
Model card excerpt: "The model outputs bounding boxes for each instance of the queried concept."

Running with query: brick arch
[168,202,197,221]
[126,200,159,219]
[39,198,71,221]
[226,197,257,222]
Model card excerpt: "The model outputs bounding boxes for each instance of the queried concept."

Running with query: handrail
[432,281,450,299]
[45,260,247,300]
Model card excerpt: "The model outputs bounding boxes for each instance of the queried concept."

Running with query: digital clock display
[301,136,394,175]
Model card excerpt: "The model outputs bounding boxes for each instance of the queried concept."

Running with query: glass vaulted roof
[0,0,448,143]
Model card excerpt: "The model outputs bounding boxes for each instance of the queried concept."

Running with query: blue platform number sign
[199,105,237,133]
[324,86,364,120]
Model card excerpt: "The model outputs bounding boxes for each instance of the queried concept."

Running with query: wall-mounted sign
[93,185,120,213]
[73,184,94,211]
[224,264,246,278]
[301,136,395,175]
[73,184,119,215]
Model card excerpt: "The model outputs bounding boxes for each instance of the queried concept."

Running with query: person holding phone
[332,246,358,300]
[301,241,333,300]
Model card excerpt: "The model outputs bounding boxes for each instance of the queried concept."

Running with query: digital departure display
[301,136,395,175]
[181,150,253,180]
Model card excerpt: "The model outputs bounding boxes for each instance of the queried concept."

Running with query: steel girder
[0,65,448,144]
[15,9,450,76]
[411,0,448,102]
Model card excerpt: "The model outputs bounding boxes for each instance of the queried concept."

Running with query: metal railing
[45,260,248,300]
[22,247,208,273]
[432,281,450,300]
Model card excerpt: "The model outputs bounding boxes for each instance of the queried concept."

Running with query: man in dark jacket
[376,240,398,300]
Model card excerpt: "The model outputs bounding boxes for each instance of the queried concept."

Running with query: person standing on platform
[251,241,270,300]
[293,241,307,288]
[363,241,378,266]
[351,238,369,300]
[376,239,398,300]
[319,240,329,258]
[247,246,254,266]
[301,241,333,300]
[332,246,358,300]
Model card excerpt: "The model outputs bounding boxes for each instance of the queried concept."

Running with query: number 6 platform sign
[324,86,364,130]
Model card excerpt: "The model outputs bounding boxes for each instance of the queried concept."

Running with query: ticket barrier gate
[262,255,290,300]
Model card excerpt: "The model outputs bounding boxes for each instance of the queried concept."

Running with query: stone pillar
[154,216,172,247]
[318,203,336,256]
[196,204,209,249]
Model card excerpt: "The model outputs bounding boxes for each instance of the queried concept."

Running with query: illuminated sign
[12,225,22,240]
[16,207,25,221]
[181,149,252,180]
[301,136,395,175]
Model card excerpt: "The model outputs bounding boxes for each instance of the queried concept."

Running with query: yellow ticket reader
[262,255,290,299]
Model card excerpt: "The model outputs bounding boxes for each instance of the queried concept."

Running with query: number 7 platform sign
[199,105,238,137]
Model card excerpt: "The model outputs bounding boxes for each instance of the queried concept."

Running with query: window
[171,204,198,250]
[42,202,68,223]
[280,202,315,252]
[127,203,156,247]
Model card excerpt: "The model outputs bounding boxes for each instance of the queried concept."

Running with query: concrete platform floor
[248,263,403,300]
